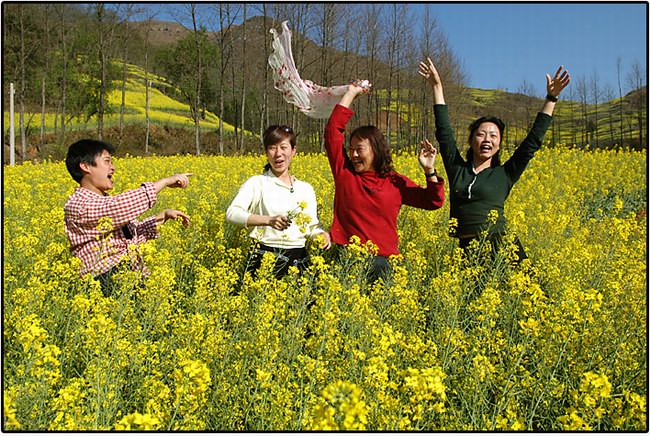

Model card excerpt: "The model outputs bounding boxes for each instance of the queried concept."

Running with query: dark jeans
[333,244,391,284]
[97,267,119,297]
[459,233,528,265]
[246,243,310,279]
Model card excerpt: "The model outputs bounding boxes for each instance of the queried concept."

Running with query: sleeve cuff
[140,216,160,240]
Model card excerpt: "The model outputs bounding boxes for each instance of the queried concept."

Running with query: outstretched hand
[418,139,437,173]
[166,173,193,189]
[157,209,190,227]
[418,57,442,88]
[546,66,571,98]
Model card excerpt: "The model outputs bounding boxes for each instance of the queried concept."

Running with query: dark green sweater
[434,104,552,236]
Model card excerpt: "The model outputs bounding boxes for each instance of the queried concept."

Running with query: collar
[75,186,109,197]
[264,170,295,190]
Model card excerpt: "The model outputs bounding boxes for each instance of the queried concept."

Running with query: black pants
[96,266,143,297]
[459,233,528,265]
[332,244,391,284]
[97,267,119,297]
[246,243,310,279]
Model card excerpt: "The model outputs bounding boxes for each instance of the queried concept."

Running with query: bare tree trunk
[19,7,27,160]
[94,4,119,141]
[604,84,616,146]
[590,70,601,148]
[616,57,624,146]
[262,5,269,147]
[363,4,381,125]
[217,4,236,154]
[143,7,154,155]
[120,6,135,142]
[626,59,647,149]
[576,76,589,146]
[55,5,68,143]
[190,5,202,155]
[239,4,247,153]
[40,5,51,149]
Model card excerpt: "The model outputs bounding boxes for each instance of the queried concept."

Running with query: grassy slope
[3,62,643,148]
[3,61,237,135]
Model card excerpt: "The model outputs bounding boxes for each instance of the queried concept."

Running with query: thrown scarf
[268,21,349,119]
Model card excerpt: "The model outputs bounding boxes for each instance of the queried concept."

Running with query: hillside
[3,14,646,162]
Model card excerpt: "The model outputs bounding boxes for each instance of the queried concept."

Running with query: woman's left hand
[418,139,437,172]
[318,232,332,249]
[546,65,571,98]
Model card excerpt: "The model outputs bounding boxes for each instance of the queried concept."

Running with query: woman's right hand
[268,214,291,231]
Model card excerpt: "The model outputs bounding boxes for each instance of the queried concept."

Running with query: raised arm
[419,57,465,174]
[541,65,571,116]
[504,66,570,182]
[338,80,371,109]
[419,57,445,105]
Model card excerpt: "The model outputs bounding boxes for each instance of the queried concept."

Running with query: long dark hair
[465,116,505,167]
[262,125,296,172]
[350,125,394,176]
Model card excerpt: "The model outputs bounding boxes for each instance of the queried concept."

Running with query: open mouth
[480,144,492,152]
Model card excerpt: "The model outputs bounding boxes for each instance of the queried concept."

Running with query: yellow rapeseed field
[2,145,647,430]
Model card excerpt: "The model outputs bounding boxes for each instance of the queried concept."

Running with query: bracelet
[545,94,558,102]
[425,169,437,178]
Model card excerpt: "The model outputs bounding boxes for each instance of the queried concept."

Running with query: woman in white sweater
[226,125,331,278]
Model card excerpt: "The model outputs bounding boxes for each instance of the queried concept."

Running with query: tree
[616,56,624,146]
[118,4,138,143]
[215,3,238,154]
[239,4,247,152]
[575,75,589,146]
[625,59,647,149]
[589,70,602,148]
[603,83,617,146]
[155,27,218,155]
[88,4,120,140]
[384,4,410,148]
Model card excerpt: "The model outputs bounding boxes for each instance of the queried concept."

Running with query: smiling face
[470,122,501,164]
[348,135,376,173]
[266,139,296,176]
[80,150,115,195]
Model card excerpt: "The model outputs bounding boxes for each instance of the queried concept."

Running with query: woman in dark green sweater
[419,57,570,262]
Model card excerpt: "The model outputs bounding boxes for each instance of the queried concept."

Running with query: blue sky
[425,3,647,95]
[143,2,647,96]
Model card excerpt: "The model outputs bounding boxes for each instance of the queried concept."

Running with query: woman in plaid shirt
[64,139,191,296]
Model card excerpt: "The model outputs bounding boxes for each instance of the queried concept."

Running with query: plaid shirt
[64,182,159,276]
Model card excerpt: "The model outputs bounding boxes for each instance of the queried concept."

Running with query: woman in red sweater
[325,80,445,282]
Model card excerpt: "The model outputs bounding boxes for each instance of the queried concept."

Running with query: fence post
[9,82,15,166]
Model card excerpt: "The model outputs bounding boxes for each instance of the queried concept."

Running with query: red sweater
[324,104,445,256]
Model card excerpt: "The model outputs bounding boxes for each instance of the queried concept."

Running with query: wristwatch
[425,169,437,178]
[545,94,558,102]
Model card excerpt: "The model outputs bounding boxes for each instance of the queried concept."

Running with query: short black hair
[262,125,297,173]
[65,139,115,183]
[466,116,506,167]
